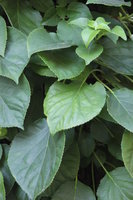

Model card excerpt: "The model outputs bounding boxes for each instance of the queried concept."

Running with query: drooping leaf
[0,75,30,129]
[99,39,133,75]
[0,16,7,57]
[0,171,5,200]
[121,131,133,178]
[27,28,71,58]
[86,0,131,7]
[0,0,42,34]
[76,43,103,65]
[52,181,96,200]
[39,48,85,81]
[8,119,65,200]
[111,26,127,41]
[44,81,106,134]
[97,167,133,200]
[107,88,133,132]
[0,27,29,83]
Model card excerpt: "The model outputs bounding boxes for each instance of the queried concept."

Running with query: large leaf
[44,81,106,134]
[0,16,7,57]
[97,167,133,200]
[57,21,83,46]
[0,27,29,83]
[52,181,96,200]
[27,28,71,58]
[8,119,65,200]
[107,88,133,132]
[45,142,80,197]
[99,39,133,76]
[39,48,85,81]
[0,171,5,200]
[87,0,131,7]
[0,145,15,194]
[0,75,30,129]
[0,0,42,34]
[121,131,133,178]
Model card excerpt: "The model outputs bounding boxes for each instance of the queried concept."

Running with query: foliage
[0,0,133,199]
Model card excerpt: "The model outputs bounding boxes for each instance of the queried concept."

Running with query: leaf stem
[91,161,96,195]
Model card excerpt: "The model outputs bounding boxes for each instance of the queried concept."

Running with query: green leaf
[45,142,80,197]
[0,75,30,129]
[99,39,133,75]
[31,64,56,78]
[0,0,42,34]
[30,0,54,12]
[121,131,133,177]
[108,140,122,161]
[57,21,83,46]
[8,119,65,200]
[97,167,133,200]
[86,0,131,7]
[0,16,7,57]
[27,28,71,58]
[52,181,96,200]
[82,27,100,47]
[107,88,133,132]
[88,17,110,31]
[44,81,106,134]
[0,145,15,194]
[0,27,29,83]
[69,18,89,28]
[0,171,5,200]
[67,2,92,21]
[76,43,103,65]
[0,145,2,160]
[111,26,127,41]
[39,48,85,81]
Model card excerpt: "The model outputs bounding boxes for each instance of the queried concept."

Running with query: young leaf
[81,27,100,47]
[0,27,29,83]
[100,39,133,75]
[76,43,103,65]
[0,171,5,200]
[44,81,106,134]
[39,48,86,81]
[121,131,133,178]
[97,167,133,200]
[107,88,133,132]
[27,28,71,58]
[86,0,131,7]
[0,16,7,57]
[0,75,30,129]
[52,181,96,200]
[8,119,65,200]
[0,0,42,34]
[111,26,127,41]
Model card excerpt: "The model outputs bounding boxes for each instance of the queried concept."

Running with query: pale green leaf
[107,88,133,132]
[8,119,65,200]
[0,75,30,129]
[27,28,71,58]
[87,0,131,7]
[0,16,7,57]
[76,43,103,65]
[0,171,5,200]
[69,18,89,28]
[111,26,127,40]
[44,81,106,134]
[122,131,133,177]
[0,27,29,83]
[82,27,100,47]
[97,167,133,200]
[39,48,85,81]
[52,181,96,200]
[0,0,42,34]
[100,39,133,75]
